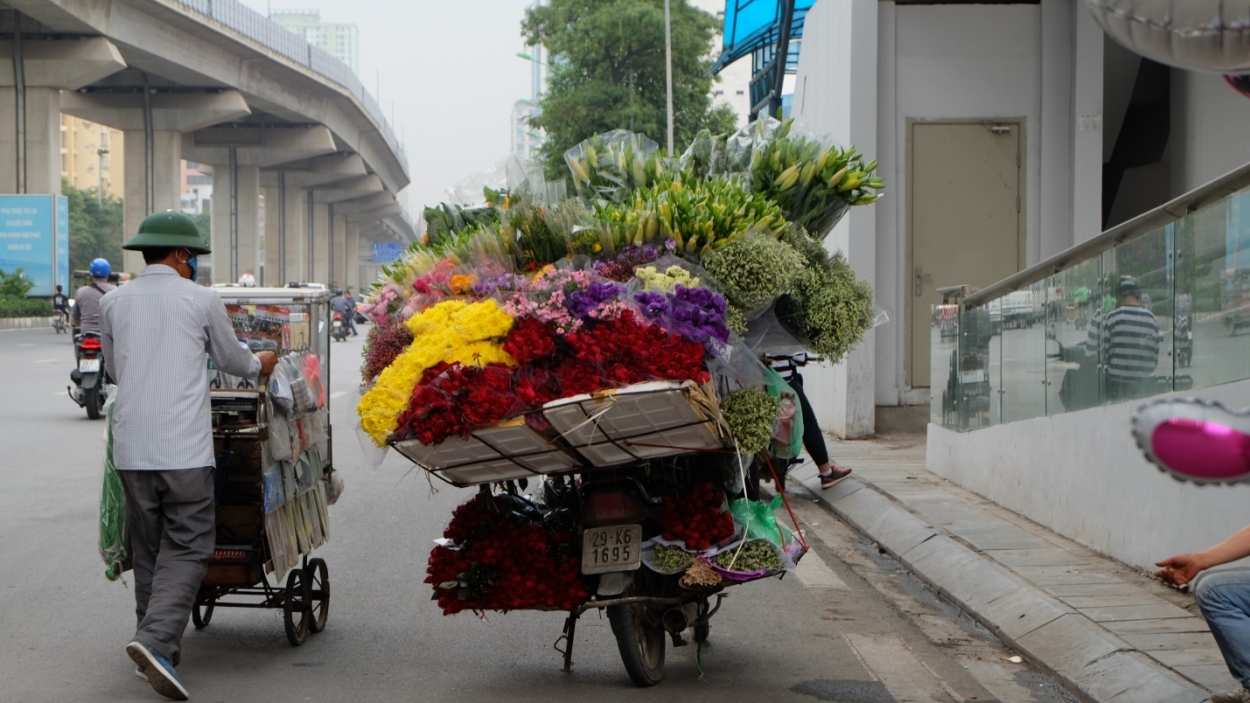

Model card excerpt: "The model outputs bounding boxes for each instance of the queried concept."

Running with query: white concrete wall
[792,0,879,436]
[797,1,1115,410]
[928,379,1250,571]
[1171,69,1250,195]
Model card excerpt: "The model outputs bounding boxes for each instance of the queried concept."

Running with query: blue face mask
[187,255,199,283]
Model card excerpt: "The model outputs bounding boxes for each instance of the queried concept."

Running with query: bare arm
[1156,525,1250,586]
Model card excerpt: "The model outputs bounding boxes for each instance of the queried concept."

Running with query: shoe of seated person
[126,641,188,701]
[1212,689,1250,703]
[819,466,852,489]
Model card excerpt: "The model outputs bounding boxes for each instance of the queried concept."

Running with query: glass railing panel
[933,300,997,431]
[1097,225,1173,405]
[1047,257,1103,413]
[999,279,1049,422]
[931,302,956,427]
[1178,191,1250,388]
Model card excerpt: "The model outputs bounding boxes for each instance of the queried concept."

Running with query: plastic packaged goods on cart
[708,538,794,583]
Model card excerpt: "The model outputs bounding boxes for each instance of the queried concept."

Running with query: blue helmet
[89,258,111,279]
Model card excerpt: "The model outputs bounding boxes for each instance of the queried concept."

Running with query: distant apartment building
[60,116,124,198]
[271,10,359,73]
[181,162,213,214]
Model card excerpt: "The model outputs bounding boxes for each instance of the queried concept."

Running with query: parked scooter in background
[332,313,348,342]
[69,332,110,419]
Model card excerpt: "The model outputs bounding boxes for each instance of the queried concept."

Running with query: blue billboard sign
[0,195,64,297]
[371,242,403,263]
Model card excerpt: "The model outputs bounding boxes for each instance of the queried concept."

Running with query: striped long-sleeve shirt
[1099,305,1162,381]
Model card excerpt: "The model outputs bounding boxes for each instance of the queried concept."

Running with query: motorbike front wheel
[607,601,666,687]
[85,386,103,420]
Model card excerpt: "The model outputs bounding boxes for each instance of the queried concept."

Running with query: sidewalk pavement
[785,431,1234,703]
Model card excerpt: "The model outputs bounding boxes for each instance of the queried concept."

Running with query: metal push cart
[195,288,338,646]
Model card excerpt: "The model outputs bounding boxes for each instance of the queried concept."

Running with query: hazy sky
[240,0,537,214]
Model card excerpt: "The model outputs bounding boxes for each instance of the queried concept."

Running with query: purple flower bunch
[567,282,624,319]
[473,272,529,297]
[634,285,731,353]
[593,245,662,282]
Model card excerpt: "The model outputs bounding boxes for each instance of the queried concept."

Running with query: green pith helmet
[122,211,210,254]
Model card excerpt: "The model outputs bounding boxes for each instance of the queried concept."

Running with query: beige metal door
[909,122,1021,388]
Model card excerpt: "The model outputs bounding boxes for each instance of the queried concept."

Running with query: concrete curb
[801,477,1210,703]
[0,316,52,330]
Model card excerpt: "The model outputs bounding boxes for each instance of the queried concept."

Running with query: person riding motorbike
[52,285,69,328]
[72,258,116,337]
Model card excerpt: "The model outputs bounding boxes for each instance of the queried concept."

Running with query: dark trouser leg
[789,374,830,467]
[120,468,215,666]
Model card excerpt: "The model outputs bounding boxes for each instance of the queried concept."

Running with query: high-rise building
[60,116,125,198]
[271,10,359,74]
[692,0,751,127]
[513,0,549,166]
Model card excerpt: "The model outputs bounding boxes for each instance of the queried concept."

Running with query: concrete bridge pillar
[0,37,125,195]
[344,222,361,294]
[309,198,330,287]
[207,161,260,286]
[330,208,348,291]
[62,90,251,274]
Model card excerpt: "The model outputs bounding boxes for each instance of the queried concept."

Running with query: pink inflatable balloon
[1152,419,1250,481]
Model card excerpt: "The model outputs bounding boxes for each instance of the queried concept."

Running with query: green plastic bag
[99,404,127,581]
[763,367,803,460]
[729,496,784,547]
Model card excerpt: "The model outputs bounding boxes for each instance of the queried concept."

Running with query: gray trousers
[119,468,215,666]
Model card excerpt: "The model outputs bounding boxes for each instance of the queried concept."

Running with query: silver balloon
[1084,0,1250,73]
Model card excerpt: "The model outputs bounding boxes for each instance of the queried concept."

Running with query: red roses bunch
[564,310,712,387]
[502,316,558,364]
[427,494,590,615]
[659,482,737,551]
[395,362,520,446]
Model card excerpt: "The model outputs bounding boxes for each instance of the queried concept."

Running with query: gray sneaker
[1211,688,1250,703]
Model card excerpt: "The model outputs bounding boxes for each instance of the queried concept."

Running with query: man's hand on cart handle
[256,351,278,377]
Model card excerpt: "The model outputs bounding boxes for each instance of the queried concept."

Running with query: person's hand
[256,351,278,376]
[1155,553,1206,586]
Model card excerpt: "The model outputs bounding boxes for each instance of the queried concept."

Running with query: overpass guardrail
[933,163,1250,431]
[171,0,407,173]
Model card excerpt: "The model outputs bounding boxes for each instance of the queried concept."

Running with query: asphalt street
[0,324,1074,703]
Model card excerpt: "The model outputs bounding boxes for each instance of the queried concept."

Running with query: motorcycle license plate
[79,358,100,373]
[581,525,642,575]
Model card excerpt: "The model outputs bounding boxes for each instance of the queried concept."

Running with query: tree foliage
[523,0,739,178]
[63,178,124,275]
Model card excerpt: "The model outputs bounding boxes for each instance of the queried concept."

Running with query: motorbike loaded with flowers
[356,120,884,687]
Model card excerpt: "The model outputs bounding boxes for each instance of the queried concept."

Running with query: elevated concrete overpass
[0,0,415,291]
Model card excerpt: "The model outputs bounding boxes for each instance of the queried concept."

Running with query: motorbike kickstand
[555,612,578,672]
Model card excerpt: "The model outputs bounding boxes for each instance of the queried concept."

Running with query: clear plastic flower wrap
[564,129,663,203]
[444,155,529,208]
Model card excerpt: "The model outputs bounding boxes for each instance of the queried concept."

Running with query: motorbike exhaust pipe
[661,607,689,635]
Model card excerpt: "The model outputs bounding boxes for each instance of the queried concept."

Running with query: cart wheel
[192,600,214,629]
[304,558,330,633]
[283,568,311,646]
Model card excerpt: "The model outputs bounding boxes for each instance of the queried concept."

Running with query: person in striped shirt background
[1099,276,1163,402]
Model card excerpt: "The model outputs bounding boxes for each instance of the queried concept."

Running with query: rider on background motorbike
[72,258,117,336]
[52,285,69,326]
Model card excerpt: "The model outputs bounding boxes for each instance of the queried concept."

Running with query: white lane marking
[845,634,959,703]
[330,391,347,399]
[34,358,60,364]
[18,343,35,347]
[52,390,66,396]
[960,658,1041,703]
[795,550,848,589]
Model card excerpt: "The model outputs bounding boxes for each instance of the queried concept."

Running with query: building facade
[271,10,359,74]
[692,0,752,126]
[60,116,124,198]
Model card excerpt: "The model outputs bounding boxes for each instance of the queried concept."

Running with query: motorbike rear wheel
[85,386,103,420]
[607,601,666,687]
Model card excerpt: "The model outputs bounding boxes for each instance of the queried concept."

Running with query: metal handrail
[166,0,407,173]
[962,161,1250,310]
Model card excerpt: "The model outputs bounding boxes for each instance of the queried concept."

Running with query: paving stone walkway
[785,431,1236,702]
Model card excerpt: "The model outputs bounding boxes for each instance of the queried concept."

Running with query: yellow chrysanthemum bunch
[358,299,517,445]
